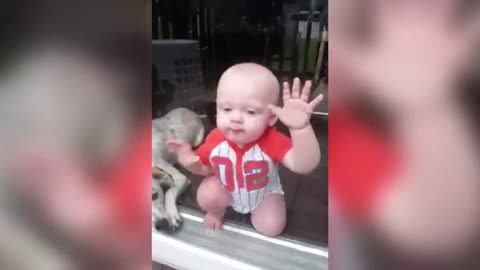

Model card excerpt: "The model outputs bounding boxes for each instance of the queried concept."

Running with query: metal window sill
[152,207,328,270]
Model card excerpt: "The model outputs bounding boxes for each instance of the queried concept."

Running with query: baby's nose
[230,111,243,123]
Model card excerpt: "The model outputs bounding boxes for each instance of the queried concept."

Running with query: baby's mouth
[230,129,244,135]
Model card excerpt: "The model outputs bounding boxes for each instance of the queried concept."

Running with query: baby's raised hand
[166,139,199,167]
[332,0,480,113]
[268,78,323,130]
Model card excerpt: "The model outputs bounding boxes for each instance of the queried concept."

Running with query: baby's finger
[300,80,312,102]
[282,81,291,102]
[292,77,301,99]
[166,138,186,146]
[184,156,200,167]
[309,94,324,109]
[166,139,185,152]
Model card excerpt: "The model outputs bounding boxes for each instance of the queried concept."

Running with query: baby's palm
[166,139,198,166]
[269,78,323,129]
[334,0,480,111]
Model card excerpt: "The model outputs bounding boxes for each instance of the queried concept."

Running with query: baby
[167,63,322,237]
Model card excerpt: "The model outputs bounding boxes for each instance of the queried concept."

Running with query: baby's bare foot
[203,212,224,230]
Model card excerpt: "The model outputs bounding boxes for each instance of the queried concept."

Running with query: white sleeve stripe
[246,147,255,210]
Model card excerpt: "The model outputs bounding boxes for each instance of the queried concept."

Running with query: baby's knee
[253,216,286,237]
[197,176,230,210]
[255,220,286,237]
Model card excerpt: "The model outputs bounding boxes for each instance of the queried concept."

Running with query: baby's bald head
[217,63,280,105]
[215,63,280,145]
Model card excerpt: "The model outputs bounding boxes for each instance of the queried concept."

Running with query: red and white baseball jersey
[196,127,292,213]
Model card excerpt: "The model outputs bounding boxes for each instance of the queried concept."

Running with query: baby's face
[216,75,277,146]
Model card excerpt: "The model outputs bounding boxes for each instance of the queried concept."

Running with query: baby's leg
[251,194,286,237]
[197,175,231,230]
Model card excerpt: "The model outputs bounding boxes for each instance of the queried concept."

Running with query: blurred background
[329,0,480,269]
[0,1,151,269]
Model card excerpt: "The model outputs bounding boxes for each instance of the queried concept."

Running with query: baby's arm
[166,139,212,176]
[183,158,212,176]
[268,78,323,174]
[282,125,321,174]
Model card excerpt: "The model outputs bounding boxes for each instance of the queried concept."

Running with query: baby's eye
[223,107,232,112]
[247,110,256,115]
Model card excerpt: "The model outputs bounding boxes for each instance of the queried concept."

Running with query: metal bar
[312,111,328,116]
[168,20,173,39]
[303,9,314,73]
[203,7,210,77]
[204,7,208,43]
[263,28,270,65]
[188,16,193,39]
[158,16,162,39]
[278,16,284,73]
[196,13,201,42]
[152,0,159,39]
[292,13,300,75]
[314,27,327,83]
[210,8,216,70]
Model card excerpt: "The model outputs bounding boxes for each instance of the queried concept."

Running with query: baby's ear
[268,113,278,127]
